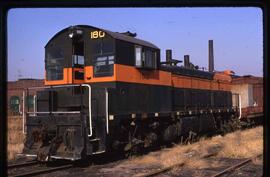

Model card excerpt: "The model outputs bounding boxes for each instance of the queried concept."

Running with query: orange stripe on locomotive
[46,64,232,92]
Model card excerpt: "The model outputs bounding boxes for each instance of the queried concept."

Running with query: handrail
[238,94,242,119]
[26,86,51,90]
[82,84,92,137]
[27,111,80,114]
[23,84,93,137]
[22,91,26,134]
[105,89,109,134]
[25,84,82,90]
[33,95,37,116]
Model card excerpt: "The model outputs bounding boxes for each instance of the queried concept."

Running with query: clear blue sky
[7,8,263,81]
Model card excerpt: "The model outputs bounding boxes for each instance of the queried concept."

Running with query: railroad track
[138,151,218,177]
[210,154,262,177]
[8,160,39,169]
[8,160,73,177]
[138,153,262,177]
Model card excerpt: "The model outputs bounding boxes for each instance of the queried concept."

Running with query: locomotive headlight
[68,32,74,38]
[68,30,83,39]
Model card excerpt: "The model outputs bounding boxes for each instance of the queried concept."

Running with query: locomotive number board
[90,30,105,39]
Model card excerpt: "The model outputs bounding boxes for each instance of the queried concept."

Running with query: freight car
[231,75,263,125]
[22,25,239,161]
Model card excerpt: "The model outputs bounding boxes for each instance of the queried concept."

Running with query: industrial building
[7,79,44,115]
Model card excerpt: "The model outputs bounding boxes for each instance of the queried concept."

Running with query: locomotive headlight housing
[68,29,83,39]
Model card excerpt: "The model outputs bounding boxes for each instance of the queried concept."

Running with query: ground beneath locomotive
[25,126,263,177]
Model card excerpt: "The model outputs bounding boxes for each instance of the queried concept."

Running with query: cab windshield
[45,47,65,81]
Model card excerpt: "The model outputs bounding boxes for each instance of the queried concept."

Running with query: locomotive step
[89,138,100,142]
[92,150,106,155]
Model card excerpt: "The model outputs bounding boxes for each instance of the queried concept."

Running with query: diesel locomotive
[22,25,239,161]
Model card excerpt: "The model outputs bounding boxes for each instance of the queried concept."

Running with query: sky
[7,8,263,81]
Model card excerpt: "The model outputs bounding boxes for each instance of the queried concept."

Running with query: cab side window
[135,45,157,69]
[145,49,157,68]
[91,34,115,77]
[135,46,142,67]
[93,55,114,77]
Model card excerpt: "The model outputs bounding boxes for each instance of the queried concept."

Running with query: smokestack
[166,49,172,65]
[184,55,190,68]
[208,40,214,72]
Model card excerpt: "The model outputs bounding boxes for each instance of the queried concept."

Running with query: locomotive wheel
[229,118,241,131]
[219,120,230,135]
[124,143,143,158]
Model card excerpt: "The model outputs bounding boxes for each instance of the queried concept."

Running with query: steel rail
[210,153,262,177]
[139,151,218,177]
[8,161,38,169]
[9,164,73,177]
[141,162,185,177]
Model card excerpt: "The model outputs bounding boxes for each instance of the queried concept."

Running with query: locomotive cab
[45,25,160,86]
[45,27,86,85]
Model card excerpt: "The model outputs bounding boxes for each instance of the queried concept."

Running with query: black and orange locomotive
[23,25,239,161]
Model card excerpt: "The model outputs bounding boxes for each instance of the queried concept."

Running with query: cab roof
[45,25,159,49]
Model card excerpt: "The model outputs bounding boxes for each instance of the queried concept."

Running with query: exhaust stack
[166,49,172,66]
[184,55,190,68]
[208,40,214,72]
